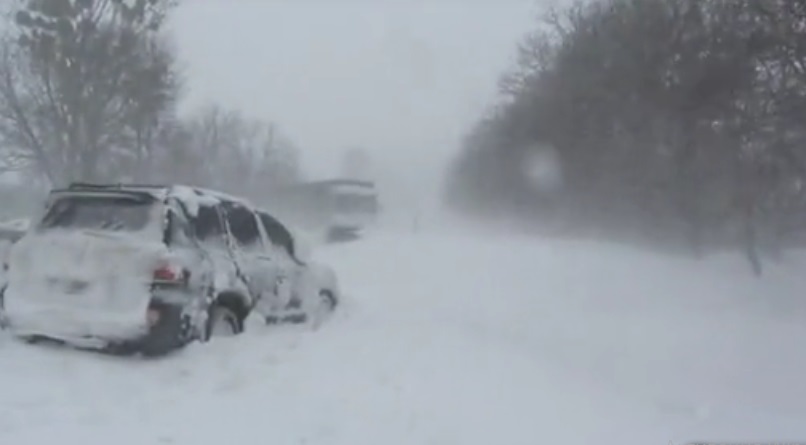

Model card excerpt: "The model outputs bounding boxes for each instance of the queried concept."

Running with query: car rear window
[39,194,156,232]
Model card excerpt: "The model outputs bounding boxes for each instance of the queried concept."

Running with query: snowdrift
[1,225,805,444]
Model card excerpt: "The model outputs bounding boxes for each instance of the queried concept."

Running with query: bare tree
[0,0,179,186]
[445,0,806,271]
[172,104,301,199]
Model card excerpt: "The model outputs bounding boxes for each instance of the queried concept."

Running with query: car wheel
[309,289,337,328]
[319,289,337,312]
[139,304,191,357]
[206,305,243,339]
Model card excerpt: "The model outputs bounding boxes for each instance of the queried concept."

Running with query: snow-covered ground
[2,223,806,444]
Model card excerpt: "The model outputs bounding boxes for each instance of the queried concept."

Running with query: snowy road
[2,226,806,444]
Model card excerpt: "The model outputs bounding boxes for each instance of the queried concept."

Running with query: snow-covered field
[2,224,806,444]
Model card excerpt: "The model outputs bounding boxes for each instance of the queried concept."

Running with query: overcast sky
[168,0,551,215]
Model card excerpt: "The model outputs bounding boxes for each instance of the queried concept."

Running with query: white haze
[523,145,564,192]
[168,0,548,220]
[1,2,806,443]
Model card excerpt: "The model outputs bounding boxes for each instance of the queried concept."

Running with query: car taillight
[153,263,189,284]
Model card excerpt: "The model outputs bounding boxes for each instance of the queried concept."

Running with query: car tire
[319,289,337,312]
[139,304,188,357]
[205,304,243,340]
[309,289,337,328]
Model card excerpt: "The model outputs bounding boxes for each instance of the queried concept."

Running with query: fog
[169,0,542,218]
[2,2,806,443]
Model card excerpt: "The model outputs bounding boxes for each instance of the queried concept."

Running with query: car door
[257,211,300,263]
[219,201,284,309]
[256,211,302,303]
[189,201,247,298]
[163,197,215,298]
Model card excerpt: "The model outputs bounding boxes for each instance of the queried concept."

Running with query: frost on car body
[2,185,225,354]
[0,183,342,355]
[6,230,166,342]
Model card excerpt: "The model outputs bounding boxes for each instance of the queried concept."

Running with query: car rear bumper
[3,298,193,355]
[5,305,150,343]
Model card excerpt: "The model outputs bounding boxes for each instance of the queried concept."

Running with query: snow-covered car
[0,218,30,244]
[0,183,339,356]
[253,208,339,324]
[0,219,31,284]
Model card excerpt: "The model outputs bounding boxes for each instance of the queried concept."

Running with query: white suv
[0,183,339,356]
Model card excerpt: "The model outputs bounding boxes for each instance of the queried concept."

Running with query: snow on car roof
[174,186,252,207]
[54,183,256,218]
[168,185,259,216]
[168,185,221,217]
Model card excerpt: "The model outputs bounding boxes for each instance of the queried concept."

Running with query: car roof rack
[67,182,169,190]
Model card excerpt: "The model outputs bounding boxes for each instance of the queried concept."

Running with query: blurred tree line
[445,0,806,273]
[0,0,300,211]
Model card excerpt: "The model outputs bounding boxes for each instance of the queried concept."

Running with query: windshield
[39,195,157,232]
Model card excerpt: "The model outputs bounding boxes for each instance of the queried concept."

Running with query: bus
[266,179,379,242]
